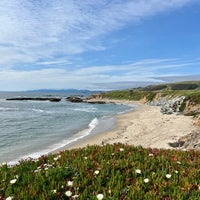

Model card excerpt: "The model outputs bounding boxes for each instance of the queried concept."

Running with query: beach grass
[0,144,200,199]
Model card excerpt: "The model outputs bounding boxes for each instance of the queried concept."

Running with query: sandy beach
[67,99,199,150]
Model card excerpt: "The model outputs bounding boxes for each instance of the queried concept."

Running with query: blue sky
[0,0,200,91]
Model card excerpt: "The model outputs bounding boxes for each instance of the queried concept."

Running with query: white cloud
[0,0,196,66]
[0,58,199,91]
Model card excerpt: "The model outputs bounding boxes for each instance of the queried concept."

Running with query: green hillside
[101,81,200,104]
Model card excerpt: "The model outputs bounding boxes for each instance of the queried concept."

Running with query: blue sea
[0,92,135,165]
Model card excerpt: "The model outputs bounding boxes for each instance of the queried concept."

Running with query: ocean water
[0,92,135,164]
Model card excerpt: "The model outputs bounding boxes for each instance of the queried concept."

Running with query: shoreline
[64,99,199,150]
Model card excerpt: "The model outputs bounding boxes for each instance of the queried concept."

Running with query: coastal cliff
[88,81,200,149]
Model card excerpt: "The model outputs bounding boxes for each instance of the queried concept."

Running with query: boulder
[148,96,186,115]
[66,96,83,103]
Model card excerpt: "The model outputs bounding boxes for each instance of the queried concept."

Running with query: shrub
[142,84,168,91]
[171,84,198,90]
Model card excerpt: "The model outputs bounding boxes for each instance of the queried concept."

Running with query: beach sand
[65,99,199,150]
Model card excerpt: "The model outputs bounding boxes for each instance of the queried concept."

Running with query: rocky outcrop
[87,100,106,104]
[6,97,61,102]
[183,101,200,116]
[168,131,200,149]
[66,96,83,103]
[147,96,186,114]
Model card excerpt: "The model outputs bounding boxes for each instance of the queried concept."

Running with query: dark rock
[87,101,106,104]
[168,141,185,148]
[66,96,83,103]
[6,97,61,102]
[49,98,61,102]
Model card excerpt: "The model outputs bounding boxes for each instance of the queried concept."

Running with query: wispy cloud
[0,0,196,67]
[0,58,199,91]
[36,60,72,66]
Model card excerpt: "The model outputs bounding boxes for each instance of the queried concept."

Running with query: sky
[0,0,200,91]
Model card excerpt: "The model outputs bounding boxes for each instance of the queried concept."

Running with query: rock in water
[66,96,83,103]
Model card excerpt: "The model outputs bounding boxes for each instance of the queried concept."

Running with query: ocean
[0,92,135,165]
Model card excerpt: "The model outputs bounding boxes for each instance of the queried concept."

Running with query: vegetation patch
[142,84,168,91]
[179,101,187,112]
[102,90,157,102]
[0,144,199,199]
[171,83,199,91]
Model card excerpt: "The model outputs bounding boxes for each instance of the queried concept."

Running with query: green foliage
[184,92,200,104]
[171,83,199,91]
[179,101,186,112]
[142,84,168,91]
[102,90,157,102]
[0,144,200,199]
[102,87,200,106]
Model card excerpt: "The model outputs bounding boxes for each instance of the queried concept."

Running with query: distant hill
[26,89,102,96]
[140,81,200,91]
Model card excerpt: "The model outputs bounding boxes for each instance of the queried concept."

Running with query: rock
[87,101,106,104]
[6,97,61,102]
[49,98,61,102]
[148,96,186,115]
[168,131,200,149]
[66,96,83,103]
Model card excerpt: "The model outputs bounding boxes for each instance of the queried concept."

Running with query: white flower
[177,161,181,164]
[96,193,104,200]
[144,178,149,183]
[53,157,59,161]
[183,149,187,151]
[1,162,7,167]
[6,196,13,200]
[65,190,72,197]
[84,156,88,160]
[67,181,73,187]
[94,170,100,175]
[174,170,178,174]
[111,153,115,156]
[10,179,17,184]
[166,174,172,179]
[119,148,124,152]
[135,169,141,174]
[149,153,154,157]
[52,189,57,194]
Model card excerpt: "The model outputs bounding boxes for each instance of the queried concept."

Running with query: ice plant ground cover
[0,144,199,199]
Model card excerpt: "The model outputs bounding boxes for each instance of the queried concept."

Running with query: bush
[142,84,168,91]
[171,84,199,90]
